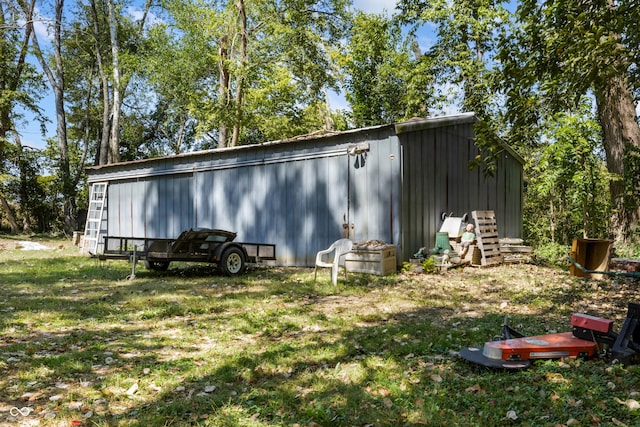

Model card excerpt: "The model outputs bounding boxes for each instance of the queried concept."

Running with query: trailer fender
[211,242,246,262]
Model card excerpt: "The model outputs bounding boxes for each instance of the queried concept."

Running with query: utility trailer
[97,228,276,276]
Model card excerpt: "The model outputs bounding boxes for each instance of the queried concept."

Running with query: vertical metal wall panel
[145,178,158,237]
[140,174,195,238]
[401,132,421,258]
[345,131,399,245]
[194,171,210,228]
[131,180,146,236]
[302,159,318,264]
[107,184,118,236]
[123,181,135,236]
[152,177,166,237]
[107,179,142,237]
[211,169,238,231]
[433,129,445,233]
[274,161,291,263]
[287,160,304,263]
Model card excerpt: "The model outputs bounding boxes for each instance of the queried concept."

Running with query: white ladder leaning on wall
[81,182,108,255]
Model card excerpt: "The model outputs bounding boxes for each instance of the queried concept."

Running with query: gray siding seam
[88,147,348,183]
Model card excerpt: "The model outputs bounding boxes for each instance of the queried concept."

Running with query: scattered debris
[15,241,51,251]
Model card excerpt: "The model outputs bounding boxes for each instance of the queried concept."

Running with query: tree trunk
[0,0,34,232]
[0,193,19,233]
[218,36,229,148]
[90,0,112,165]
[26,0,77,233]
[107,0,121,163]
[595,74,640,243]
[230,0,247,147]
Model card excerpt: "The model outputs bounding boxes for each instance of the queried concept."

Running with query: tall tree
[74,0,153,165]
[21,0,81,232]
[340,12,421,127]
[396,0,509,117]
[0,0,44,232]
[166,0,350,148]
[525,106,610,246]
[106,0,121,163]
[396,0,511,173]
[499,0,640,243]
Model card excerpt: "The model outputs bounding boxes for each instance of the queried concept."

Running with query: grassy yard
[0,237,639,426]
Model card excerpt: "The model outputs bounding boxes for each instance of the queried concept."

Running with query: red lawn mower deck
[459,303,640,370]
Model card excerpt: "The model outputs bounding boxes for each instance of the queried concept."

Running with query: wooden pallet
[472,210,503,266]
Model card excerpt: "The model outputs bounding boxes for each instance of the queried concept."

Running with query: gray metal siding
[347,130,400,246]
[106,175,195,239]
[89,114,522,267]
[94,129,399,266]
[398,122,522,261]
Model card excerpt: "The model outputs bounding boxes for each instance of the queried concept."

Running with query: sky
[18,0,407,150]
[353,0,398,15]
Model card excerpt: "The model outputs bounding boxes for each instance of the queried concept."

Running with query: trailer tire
[218,247,245,275]
[144,260,170,271]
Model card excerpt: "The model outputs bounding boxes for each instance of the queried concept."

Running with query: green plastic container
[434,232,452,251]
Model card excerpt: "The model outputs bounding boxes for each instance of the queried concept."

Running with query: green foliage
[422,256,437,273]
[153,0,351,148]
[0,0,46,131]
[401,257,437,274]
[339,12,420,127]
[523,105,611,246]
[0,143,60,233]
[396,0,511,173]
[499,0,640,244]
[613,241,640,259]
[533,242,570,267]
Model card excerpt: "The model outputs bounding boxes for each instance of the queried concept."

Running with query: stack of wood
[609,258,640,273]
[500,238,533,263]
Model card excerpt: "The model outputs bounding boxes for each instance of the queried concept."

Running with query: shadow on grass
[96,305,638,426]
[2,262,639,426]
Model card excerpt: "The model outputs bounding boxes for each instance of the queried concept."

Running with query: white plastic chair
[314,239,353,285]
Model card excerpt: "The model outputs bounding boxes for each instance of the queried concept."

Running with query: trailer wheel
[219,247,245,275]
[144,260,170,271]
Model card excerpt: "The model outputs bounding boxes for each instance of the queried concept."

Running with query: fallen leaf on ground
[614,397,640,410]
[125,383,138,396]
[466,384,483,393]
[611,418,628,427]
[545,373,565,383]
